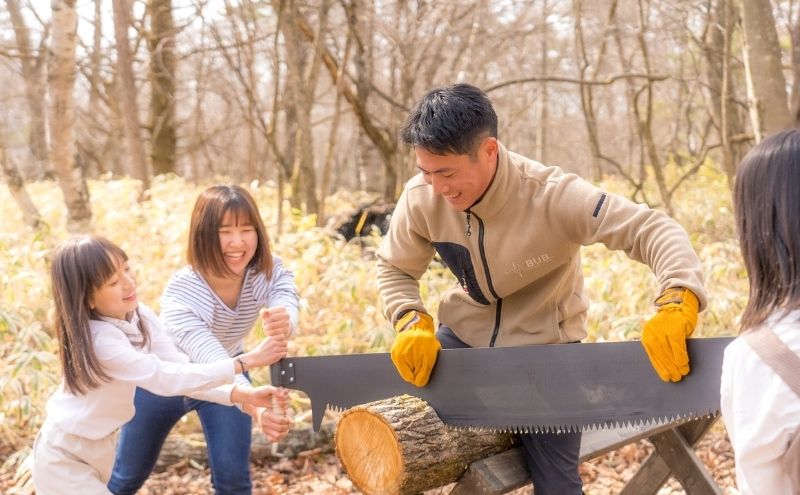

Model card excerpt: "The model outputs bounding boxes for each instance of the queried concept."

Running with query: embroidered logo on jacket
[506,254,552,278]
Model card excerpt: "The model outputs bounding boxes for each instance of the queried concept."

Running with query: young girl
[721,128,800,494]
[109,185,299,495]
[32,235,288,495]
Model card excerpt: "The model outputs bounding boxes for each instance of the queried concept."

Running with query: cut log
[335,395,515,495]
[155,423,336,470]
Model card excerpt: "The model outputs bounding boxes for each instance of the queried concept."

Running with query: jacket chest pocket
[433,242,490,305]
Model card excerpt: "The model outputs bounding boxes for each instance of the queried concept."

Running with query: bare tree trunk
[49,0,92,233]
[1,138,43,229]
[296,4,399,201]
[574,0,638,188]
[83,0,107,177]
[703,0,747,183]
[667,20,690,169]
[268,3,288,230]
[789,2,800,126]
[635,0,673,215]
[105,73,129,176]
[536,0,549,164]
[573,0,602,180]
[147,0,177,175]
[279,0,326,216]
[112,0,150,190]
[89,0,102,108]
[318,32,351,226]
[612,6,647,199]
[243,0,260,182]
[347,0,386,195]
[281,84,301,211]
[6,0,51,179]
[738,0,793,140]
[213,1,292,189]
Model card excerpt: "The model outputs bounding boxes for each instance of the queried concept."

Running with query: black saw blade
[270,337,732,433]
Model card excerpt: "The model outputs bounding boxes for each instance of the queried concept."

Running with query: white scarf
[98,308,147,349]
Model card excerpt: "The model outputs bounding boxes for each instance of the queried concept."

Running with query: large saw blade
[270,337,732,432]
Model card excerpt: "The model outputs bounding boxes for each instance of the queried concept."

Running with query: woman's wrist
[241,400,258,416]
[235,355,248,374]
[230,385,243,403]
[250,406,266,427]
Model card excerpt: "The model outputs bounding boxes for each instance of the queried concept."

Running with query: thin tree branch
[486,73,669,92]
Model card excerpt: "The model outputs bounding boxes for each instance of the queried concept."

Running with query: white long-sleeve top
[45,304,236,440]
[721,310,800,495]
[161,258,299,389]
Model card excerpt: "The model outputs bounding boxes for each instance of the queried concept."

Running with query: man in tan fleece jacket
[376,83,706,495]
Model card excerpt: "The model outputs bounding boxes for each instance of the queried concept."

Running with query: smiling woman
[218,211,258,278]
[185,186,273,310]
[108,184,300,495]
[31,234,289,495]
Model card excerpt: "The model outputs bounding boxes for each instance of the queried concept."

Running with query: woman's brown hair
[187,185,273,280]
[51,235,150,395]
[734,128,800,332]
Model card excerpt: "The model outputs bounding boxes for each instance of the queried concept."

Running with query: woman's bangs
[224,200,257,226]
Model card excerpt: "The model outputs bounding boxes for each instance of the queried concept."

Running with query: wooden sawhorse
[450,416,721,494]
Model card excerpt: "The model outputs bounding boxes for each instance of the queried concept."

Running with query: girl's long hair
[50,235,149,394]
[734,128,800,332]
[187,185,273,280]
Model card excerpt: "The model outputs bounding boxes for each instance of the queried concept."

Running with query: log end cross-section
[335,395,516,495]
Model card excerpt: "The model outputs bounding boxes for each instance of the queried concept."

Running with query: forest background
[1,0,798,493]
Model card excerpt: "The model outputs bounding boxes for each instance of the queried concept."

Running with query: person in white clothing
[32,235,290,495]
[721,128,800,494]
[109,185,299,495]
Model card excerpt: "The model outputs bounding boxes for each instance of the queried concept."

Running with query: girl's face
[89,256,138,320]
[219,210,258,278]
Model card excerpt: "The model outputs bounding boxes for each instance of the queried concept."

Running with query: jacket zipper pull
[465,211,472,236]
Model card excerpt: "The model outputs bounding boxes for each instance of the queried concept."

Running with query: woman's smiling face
[218,210,258,277]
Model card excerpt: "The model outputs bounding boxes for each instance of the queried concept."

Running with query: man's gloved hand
[390,310,441,387]
[642,287,700,382]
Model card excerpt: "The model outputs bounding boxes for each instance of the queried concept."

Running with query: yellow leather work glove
[390,310,441,387]
[641,287,700,382]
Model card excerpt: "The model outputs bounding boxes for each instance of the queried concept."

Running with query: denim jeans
[436,325,584,495]
[107,388,253,495]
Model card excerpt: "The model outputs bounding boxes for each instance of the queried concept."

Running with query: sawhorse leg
[620,416,720,495]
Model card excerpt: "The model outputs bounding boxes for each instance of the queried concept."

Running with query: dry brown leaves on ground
[123,422,738,495]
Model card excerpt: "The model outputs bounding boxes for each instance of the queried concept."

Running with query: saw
[270,337,732,433]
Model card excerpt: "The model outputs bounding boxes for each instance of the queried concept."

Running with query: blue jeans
[107,388,253,495]
[436,325,584,495]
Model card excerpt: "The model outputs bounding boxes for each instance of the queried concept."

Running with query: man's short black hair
[401,83,498,156]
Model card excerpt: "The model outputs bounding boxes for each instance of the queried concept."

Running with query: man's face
[416,137,499,212]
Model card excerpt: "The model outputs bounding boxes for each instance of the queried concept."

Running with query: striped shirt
[161,256,299,389]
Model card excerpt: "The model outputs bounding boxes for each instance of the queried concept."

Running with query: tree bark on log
[335,395,516,495]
